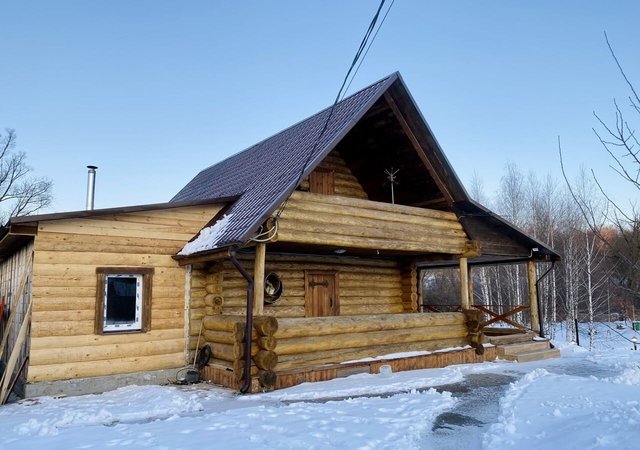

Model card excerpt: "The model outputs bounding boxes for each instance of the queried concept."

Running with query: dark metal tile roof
[172,73,397,253]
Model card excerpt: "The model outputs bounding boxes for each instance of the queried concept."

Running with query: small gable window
[95,267,153,334]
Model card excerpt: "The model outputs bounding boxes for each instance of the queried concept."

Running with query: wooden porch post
[527,260,540,334]
[253,243,266,316]
[460,257,470,310]
[467,266,474,307]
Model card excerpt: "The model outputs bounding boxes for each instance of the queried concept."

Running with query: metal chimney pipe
[86,165,98,210]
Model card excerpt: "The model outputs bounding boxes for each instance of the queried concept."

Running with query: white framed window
[103,274,143,332]
[95,267,154,334]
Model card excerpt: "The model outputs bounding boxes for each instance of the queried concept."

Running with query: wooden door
[309,168,335,195]
[305,271,338,317]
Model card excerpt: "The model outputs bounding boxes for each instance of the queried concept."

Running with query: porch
[198,311,496,391]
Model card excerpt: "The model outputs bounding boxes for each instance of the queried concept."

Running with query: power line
[343,0,396,99]
[273,0,392,223]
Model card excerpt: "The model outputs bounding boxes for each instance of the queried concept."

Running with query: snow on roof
[178,214,233,256]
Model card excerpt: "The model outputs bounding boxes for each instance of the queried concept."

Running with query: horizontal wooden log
[28,352,184,382]
[276,324,468,355]
[208,342,243,362]
[32,309,94,322]
[339,296,402,306]
[265,253,399,268]
[256,335,277,351]
[203,330,241,346]
[276,230,466,255]
[340,287,403,297]
[275,338,469,370]
[253,316,278,336]
[203,315,246,332]
[260,307,305,318]
[33,250,180,268]
[278,215,466,245]
[30,329,183,350]
[30,338,184,366]
[282,202,460,231]
[339,304,404,315]
[288,191,459,221]
[275,313,465,338]
[253,350,278,370]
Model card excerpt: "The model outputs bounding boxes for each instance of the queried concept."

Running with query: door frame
[304,270,339,317]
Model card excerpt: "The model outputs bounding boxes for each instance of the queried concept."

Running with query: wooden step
[485,332,536,345]
[502,348,561,363]
[497,340,550,357]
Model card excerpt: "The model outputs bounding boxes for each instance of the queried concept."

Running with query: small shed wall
[27,204,223,383]
[0,242,34,394]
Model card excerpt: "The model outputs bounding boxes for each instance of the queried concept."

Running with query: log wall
[273,312,468,370]
[298,150,368,200]
[0,242,33,390]
[208,253,404,318]
[27,204,224,383]
[197,312,475,390]
[277,191,469,254]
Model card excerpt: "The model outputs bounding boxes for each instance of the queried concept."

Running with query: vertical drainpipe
[86,165,98,210]
[228,247,254,393]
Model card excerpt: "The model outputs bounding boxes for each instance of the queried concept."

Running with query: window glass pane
[104,275,142,331]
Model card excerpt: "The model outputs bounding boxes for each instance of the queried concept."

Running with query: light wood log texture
[253,243,266,316]
[30,338,184,366]
[339,304,404,315]
[202,315,246,332]
[460,257,470,309]
[31,329,183,350]
[217,254,403,318]
[275,313,464,338]
[256,336,277,351]
[203,329,245,346]
[28,353,184,382]
[275,338,469,370]
[253,350,278,370]
[527,260,540,334]
[253,316,278,336]
[277,229,466,254]
[298,150,369,200]
[278,210,466,240]
[287,191,458,221]
[25,204,223,381]
[276,324,467,355]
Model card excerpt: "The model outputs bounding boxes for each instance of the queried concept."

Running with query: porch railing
[422,303,531,331]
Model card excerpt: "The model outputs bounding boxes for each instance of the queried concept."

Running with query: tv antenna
[384,167,399,204]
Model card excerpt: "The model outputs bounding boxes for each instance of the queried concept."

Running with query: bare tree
[0,130,52,222]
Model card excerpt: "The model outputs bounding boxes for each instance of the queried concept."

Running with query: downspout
[228,246,254,394]
[535,260,556,340]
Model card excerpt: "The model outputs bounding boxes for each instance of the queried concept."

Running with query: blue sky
[1,1,639,213]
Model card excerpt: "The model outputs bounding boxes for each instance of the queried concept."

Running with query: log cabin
[0,72,559,399]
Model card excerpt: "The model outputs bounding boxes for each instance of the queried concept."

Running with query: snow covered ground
[1,322,639,449]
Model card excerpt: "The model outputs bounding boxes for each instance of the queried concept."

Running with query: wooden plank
[37,221,195,241]
[30,329,183,350]
[33,251,177,267]
[27,352,184,382]
[30,338,184,366]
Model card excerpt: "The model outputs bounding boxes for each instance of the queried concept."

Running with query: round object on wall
[264,272,283,305]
